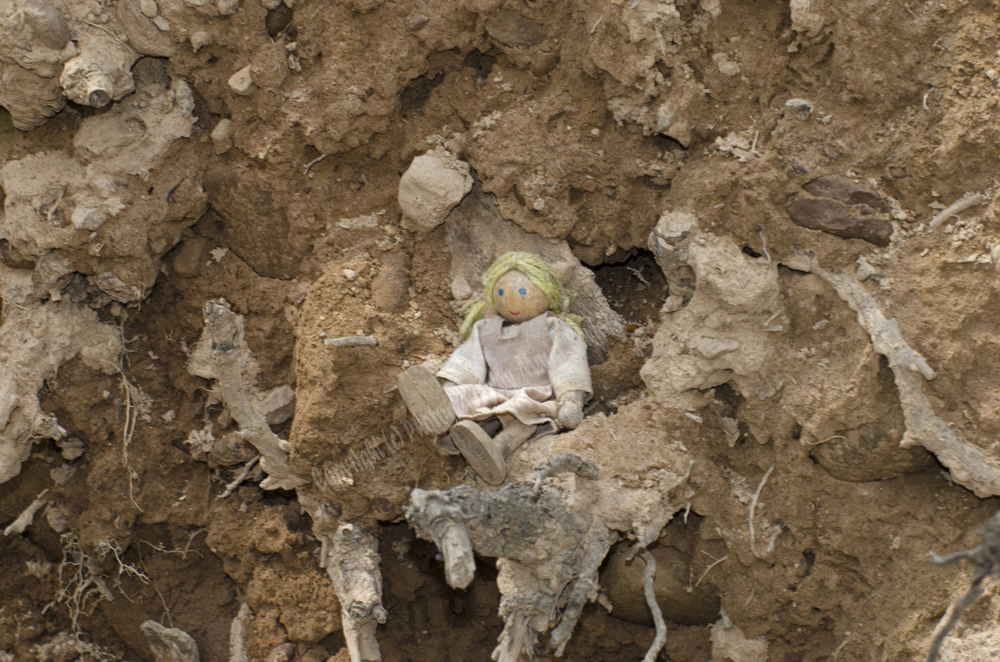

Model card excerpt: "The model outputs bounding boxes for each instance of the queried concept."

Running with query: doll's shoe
[450,421,507,485]
[397,365,455,436]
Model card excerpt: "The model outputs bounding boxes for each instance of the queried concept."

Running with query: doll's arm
[557,390,587,429]
[436,320,488,385]
[547,318,592,429]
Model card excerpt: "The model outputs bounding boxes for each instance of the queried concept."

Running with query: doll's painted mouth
[510,311,520,315]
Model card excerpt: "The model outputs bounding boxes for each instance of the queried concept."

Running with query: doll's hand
[557,391,586,429]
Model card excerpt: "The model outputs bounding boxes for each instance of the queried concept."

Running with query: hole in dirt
[303,144,322,162]
[266,4,294,38]
[377,521,504,658]
[462,47,499,78]
[802,549,816,577]
[742,245,762,258]
[399,48,497,119]
[399,71,444,118]
[590,249,668,324]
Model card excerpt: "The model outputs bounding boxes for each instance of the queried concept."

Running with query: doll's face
[493,270,548,323]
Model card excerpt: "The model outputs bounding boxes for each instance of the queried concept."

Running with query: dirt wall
[2,0,1000,660]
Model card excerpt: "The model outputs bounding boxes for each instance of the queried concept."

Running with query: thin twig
[757,225,773,268]
[640,550,667,662]
[304,153,327,175]
[324,335,379,348]
[805,434,847,447]
[741,586,756,619]
[627,266,651,286]
[929,193,987,230]
[217,455,261,499]
[117,370,144,513]
[155,587,173,628]
[695,554,728,587]
[926,510,1000,661]
[749,464,775,559]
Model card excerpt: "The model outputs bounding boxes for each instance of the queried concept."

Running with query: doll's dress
[436,311,592,430]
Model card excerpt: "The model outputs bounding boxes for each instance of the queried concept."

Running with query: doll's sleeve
[436,320,488,385]
[547,317,593,401]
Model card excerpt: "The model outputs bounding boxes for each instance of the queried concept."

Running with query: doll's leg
[450,418,536,485]
[397,365,456,435]
[434,419,501,456]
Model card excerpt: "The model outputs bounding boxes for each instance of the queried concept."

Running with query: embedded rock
[485,10,547,47]
[601,543,720,627]
[23,0,72,50]
[812,408,933,482]
[786,189,893,247]
[398,149,473,231]
[802,176,890,212]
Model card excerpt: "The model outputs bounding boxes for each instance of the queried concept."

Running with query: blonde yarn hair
[459,252,584,339]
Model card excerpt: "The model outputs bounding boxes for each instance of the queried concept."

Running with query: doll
[397,252,592,484]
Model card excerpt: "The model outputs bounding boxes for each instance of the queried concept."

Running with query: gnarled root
[532,452,600,491]
[60,30,138,108]
[549,525,612,656]
[493,610,535,662]
[200,299,303,490]
[324,522,387,662]
[405,489,475,589]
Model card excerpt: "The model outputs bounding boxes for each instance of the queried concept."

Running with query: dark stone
[786,193,893,247]
[530,52,560,76]
[486,10,547,47]
[170,236,211,278]
[208,431,257,468]
[0,239,35,270]
[23,0,71,50]
[812,408,932,482]
[888,166,908,179]
[802,176,890,212]
[601,543,720,627]
[204,164,299,279]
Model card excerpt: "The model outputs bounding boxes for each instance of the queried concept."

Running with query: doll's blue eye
[519,287,527,295]
[498,288,504,296]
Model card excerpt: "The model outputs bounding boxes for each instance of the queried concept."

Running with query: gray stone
[398,149,473,231]
[71,205,108,231]
[256,384,296,425]
[140,620,201,662]
[228,65,257,97]
[211,119,233,154]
